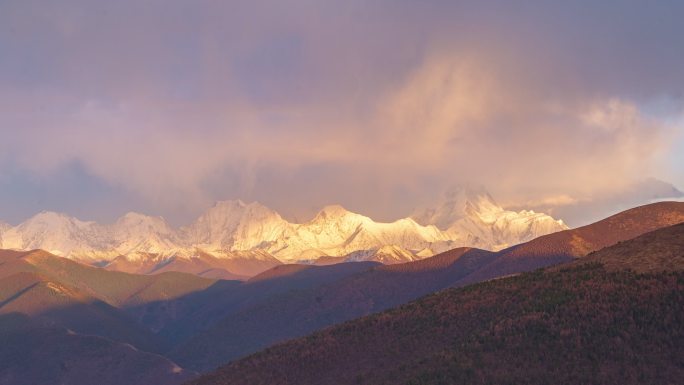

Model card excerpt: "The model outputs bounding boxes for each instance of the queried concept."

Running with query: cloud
[514,178,684,227]
[357,54,679,207]
[0,0,682,225]
[521,195,580,208]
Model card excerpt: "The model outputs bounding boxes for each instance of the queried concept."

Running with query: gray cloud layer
[0,0,683,225]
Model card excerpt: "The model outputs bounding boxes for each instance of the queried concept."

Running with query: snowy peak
[0,221,11,245]
[445,185,496,202]
[0,189,568,271]
[114,212,174,235]
[412,187,501,229]
[20,211,93,230]
[111,212,179,255]
[185,200,290,251]
[0,211,181,260]
[463,194,505,223]
[412,187,568,251]
[1,211,113,258]
[196,200,284,228]
[271,207,448,262]
[306,205,368,232]
[312,205,361,221]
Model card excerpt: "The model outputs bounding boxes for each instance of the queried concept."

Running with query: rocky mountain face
[412,187,568,251]
[0,189,567,276]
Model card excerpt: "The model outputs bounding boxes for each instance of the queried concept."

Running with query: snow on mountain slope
[0,221,10,244]
[413,188,568,251]
[0,190,567,274]
[0,212,116,261]
[342,245,420,264]
[183,200,291,252]
[269,205,448,262]
[0,212,182,262]
[111,212,181,257]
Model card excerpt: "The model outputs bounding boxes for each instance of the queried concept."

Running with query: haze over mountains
[0,188,567,277]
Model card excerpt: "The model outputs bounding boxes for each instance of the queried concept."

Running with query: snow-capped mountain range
[0,189,567,277]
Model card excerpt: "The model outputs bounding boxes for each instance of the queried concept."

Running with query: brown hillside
[0,249,217,307]
[104,252,261,280]
[459,201,684,283]
[0,271,161,352]
[169,248,496,372]
[189,265,684,385]
[572,222,684,273]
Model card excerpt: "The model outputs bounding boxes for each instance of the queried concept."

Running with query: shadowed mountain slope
[0,272,161,352]
[189,223,684,384]
[154,261,382,348]
[0,313,194,385]
[0,248,384,353]
[171,202,684,372]
[0,249,223,354]
[170,248,497,371]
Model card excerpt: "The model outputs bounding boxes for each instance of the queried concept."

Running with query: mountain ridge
[188,220,684,385]
[0,189,567,276]
[0,201,682,383]
[170,201,684,372]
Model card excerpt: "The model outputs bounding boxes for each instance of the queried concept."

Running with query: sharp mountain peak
[0,188,568,268]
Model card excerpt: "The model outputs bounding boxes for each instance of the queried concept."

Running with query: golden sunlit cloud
[0,0,682,225]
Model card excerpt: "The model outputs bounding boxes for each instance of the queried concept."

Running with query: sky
[0,0,683,227]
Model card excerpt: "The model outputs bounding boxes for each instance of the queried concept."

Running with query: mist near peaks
[0,0,682,225]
